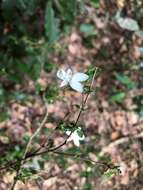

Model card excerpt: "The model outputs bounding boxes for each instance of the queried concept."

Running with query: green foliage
[0,144,24,170]
[86,66,100,80]
[133,95,143,117]
[0,0,82,116]
[110,73,137,103]
[2,0,39,16]
[115,73,137,90]
[80,166,102,178]
[17,167,38,181]
[58,0,78,25]
[102,166,120,182]
[0,85,9,121]
[80,24,96,35]
[91,0,100,5]
[110,92,126,103]
[83,183,93,190]
[56,154,68,169]
[45,86,59,104]
[8,145,24,160]
[59,121,79,132]
[12,91,28,102]
[45,1,59,44]
[0,110,9,122]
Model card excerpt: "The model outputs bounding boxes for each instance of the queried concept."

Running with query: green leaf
[86,66,100,80]
[59,0,77,25]
[45,1,59,44]
[133,95,143,117]
[91,0,100,4]
[0,110,9,122]
[12,91,27,102]
[45,86,59,104]
[17,168,37,181]
[102,167,120,182]
[115,73,136,89]
[80,24,96,35]
[110,92,126,103]
[83,183,92,190]
[76,128,84,138]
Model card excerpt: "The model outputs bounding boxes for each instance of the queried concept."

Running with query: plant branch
[10,94,49,190]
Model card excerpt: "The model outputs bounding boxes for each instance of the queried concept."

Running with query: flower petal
[57,69,67,80]
[60,80,68,87]
[78,134,85,140]
[67,69,73,76]
[72,73,89,82]
[73,136,80,146]
[66,131,73,142]
[70,81,83,92]
[67,135,73,142]
[66,130,71,136]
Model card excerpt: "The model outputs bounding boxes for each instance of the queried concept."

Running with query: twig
[51,150,112,169]
[23,95,48,159]
[10,161,22,190]
[99,131,143,157]
[10,94,49,190]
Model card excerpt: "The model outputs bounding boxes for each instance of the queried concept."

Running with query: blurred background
[0,0,143,189]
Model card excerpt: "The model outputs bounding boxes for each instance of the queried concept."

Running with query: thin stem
[10,94,48,190]
[10,161,22,190]
[53,150,112,169]
[25,150,112,170]
[23,95,48,159]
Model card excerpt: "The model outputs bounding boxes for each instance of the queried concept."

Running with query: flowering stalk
[48,67,98,151]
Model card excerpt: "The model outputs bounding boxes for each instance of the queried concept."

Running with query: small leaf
[45,86,58,104]
[83,183,92,190]
[115,11,139,31]
[45,1,59,44]
[80,24,96,35]
[115,73,136,89]
[86,66,100,80]
[110,92,126,103]
[58,0,77,25]
[91,0,100,4]
[102,167,120,183]
[76,128,84,138]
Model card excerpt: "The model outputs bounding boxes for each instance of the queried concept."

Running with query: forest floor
[1,1,143,190]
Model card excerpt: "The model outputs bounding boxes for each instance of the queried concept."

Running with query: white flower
[57,68,89,93]
[66,128,85,147]
[115,11,139,31]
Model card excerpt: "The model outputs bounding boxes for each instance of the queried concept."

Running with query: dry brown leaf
[43,177,57,190]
